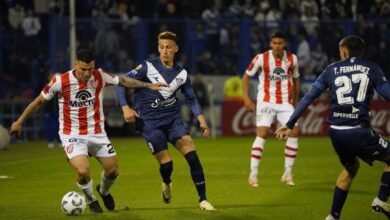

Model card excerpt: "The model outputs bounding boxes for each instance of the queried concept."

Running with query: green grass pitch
[0,137,386,219]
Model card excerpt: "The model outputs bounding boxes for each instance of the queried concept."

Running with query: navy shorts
[329,127,390,167]
[141,117,189,154]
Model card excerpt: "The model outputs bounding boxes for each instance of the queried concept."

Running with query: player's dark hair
[158,31,178,44]
[76,49,95,63]
[339,35,365,57]
[271,31,286,40]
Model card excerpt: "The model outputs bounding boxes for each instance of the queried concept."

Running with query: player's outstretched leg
[96,183,115,210]
[249,137,265,187]
[77,179,103,213]
[160,161,173,204]
[281,137,298,186]
[96,169,117,210]
[184,151,216,210]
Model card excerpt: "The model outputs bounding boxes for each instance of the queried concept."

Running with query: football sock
[378,171,390,201]
[284,137,298,175]
[185,151,206,202]
[99,171,116,196]
[77,179,97,202]
[160,161,173,184]
[250,137,265,176]
[330,186,348,219]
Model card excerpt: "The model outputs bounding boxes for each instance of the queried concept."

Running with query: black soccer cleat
[96,184,115,210]
[372,197,390,219]
[88,200,103,213]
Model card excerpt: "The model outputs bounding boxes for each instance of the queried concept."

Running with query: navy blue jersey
[117,58,202,129]
[286,57,390,129]
[316,57,387,126]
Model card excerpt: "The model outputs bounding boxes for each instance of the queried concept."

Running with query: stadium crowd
[1,0,390,100]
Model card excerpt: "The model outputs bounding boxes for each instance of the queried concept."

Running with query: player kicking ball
[10,49,166,213]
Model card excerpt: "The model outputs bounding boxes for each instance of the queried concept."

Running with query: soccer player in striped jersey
[276,35,390,219]
[116,31,215,210]
[242,31,300,187]
[10,49,166,213]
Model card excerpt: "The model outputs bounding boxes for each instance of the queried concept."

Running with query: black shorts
[329,127,390,167]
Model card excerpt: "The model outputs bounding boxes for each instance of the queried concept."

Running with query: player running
[10,49,166,213]
[116,31,215,210]
[275,35,390,220]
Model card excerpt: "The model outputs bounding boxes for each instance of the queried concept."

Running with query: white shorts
[256,101,297,127]
[60,134,117,160]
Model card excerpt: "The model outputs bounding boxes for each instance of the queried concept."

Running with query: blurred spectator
[201,3,220,57]
[297,33,311,75]
[21,9,41,58]
[43,72,60,148]
[8,2,25,50]
[223,73,243,99]
[310,44,328,77]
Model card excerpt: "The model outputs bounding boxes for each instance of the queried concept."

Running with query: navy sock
[378,172,390,201]
[185,151,206,202]
[159,161,173,184]
[330,186,348,219]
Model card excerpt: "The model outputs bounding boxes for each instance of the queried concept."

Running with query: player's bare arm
[197,114,210,138]
[121,105,139,123]
[118,76,167,91]
[293,77,300,107]
[10,94,48,136]
[242,74,255,111]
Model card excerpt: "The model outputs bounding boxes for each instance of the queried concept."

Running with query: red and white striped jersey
[41,68,119,136]
[245,50,299,104]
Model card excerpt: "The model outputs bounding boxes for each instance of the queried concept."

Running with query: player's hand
[10,121,22,137]
[122,106,139,123]
[199,123,210,138]
[243,98,256,112]
[147,82,169,91]
[275,126,291,140]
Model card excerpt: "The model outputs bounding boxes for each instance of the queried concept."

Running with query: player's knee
[105,165,119,179]
[346,162,360,178]
[76,167,90,180]
[256,128,268,138]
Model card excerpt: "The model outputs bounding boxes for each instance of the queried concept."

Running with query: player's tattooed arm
[118,76,167,91]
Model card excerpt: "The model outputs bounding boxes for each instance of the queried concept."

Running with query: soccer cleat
[96,184,115,210]
[325,214,339,220]
[248,176,259,187]
[88,200,103,213]
[199,200,216,211]
[162,182,172,204]
[372,197,390,218]
[281,173,295,186]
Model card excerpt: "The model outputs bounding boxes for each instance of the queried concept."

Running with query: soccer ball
[61,191,86,215]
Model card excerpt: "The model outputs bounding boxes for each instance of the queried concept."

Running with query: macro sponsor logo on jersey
[269,67,289,81]
[68,90,95,107]
[151,97,177,108]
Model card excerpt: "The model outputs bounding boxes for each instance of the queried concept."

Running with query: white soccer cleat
[162,182,172,204]
[372,197,390,218]
[248,175,259,187]
[199,200,216,211]
[281,173,295,186]
[325,214,338,220]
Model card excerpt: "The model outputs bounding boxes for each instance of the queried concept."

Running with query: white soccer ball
[0,125,11,150]
[61,191,86,215]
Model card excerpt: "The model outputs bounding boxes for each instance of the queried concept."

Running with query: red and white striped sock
[250,137,265,176]
[284,137,298,175]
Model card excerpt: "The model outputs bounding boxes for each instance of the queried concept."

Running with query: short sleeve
[245,54,262,76]
[41,74,61,100]
[292,54,300,78]
[98,68,119,87]
[125,62,148,81]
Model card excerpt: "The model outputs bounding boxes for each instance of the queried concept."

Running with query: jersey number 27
[335,73,369,105]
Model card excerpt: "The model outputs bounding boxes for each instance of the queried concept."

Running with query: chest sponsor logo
[68,90,95,107]
[151,97,177,108]
[269,67,289,81]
